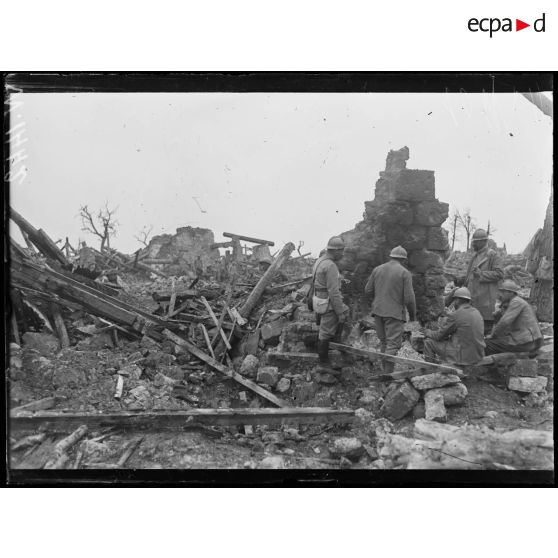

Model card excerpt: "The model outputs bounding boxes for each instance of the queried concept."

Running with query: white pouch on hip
[312,295,330,315]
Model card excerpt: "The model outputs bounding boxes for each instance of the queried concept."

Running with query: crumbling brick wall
[339,146,449,323]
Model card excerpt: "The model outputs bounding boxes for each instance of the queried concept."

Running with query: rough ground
[9,297,553,469]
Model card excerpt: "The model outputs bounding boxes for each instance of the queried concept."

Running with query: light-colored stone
[257,366,280,387]
[508,376,548,393]
[257,456,285,469]
[276,377,291,393]
[329,437,364,460]
[424,391,447,422]
[239,354,259,378]
[410,373,461,391]
[118,364,142,380]
[427,383,468,406]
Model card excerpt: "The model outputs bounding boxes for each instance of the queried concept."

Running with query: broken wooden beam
[50,302,70,348]
[239,242,296,318]
[200,296,231,350]
[10,207,69,266]
[223,232,275,246]
[11,397,59,414]
[10,407,354,431]
[163,329,286,407]
[330,342,464,376]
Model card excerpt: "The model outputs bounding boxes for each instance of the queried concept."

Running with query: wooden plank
[330,342,464,376]
[223,232,274,246]
[11,397,58,414]
[163,329,287,407]
[239,242,295,318]
[50,302,70,348]
[200,296,231,350]
[199,324,216,359]
[10,407,354,431]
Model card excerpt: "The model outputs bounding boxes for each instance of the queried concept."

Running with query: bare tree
[449,209,460,251]
[134,224,154,248]
[79,203,119,252]
[455,208,475,251]
[296,240,305,256]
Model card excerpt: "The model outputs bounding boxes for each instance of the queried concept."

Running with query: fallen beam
[163,329,287,407]
[330,342,464,376]
[239,242,295,318]
[10,408,354,431]
[223,232,275,246]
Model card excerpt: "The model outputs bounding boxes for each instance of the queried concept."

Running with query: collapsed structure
[340,147,448,323]
[7,147,553,472]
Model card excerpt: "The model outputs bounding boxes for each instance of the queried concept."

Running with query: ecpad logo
[468,13,546,37]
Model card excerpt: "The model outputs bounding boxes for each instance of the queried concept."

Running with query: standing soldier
[312,236,350,371]
[364,246,417,374]
[463,228,504,335]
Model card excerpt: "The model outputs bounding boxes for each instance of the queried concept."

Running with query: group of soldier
[311,230,543,374]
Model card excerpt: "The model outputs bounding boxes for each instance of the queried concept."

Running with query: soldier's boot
[316,339,339,375]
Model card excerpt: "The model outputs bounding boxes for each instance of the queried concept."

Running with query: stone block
[276,377,291,393]
[261,318,287,344]
[387,225,428,252]
[408,249,444,273]
[257,456,284,469]
[410,373,461,391]
[424,391,447,422]
[508,360,538,377]
[413,201,449,226]
[329,438,365,460]
[380,380,420,420]
[382,170,436,202]
[22,332,59,356]
[240,354,259,378]
[365,200,414,226]
[427,383,468,406]
[427,228,449,251]
[257,366,280,387]
[508,376,548,393]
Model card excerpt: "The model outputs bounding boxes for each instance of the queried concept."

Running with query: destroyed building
[6,146,554,473]
[340,146,448,322]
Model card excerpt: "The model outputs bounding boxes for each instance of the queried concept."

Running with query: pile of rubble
[8,147,553,472]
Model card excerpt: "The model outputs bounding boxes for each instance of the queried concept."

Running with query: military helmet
[499,280,520,293]
[327,236,345,250]
[472,229,489,241]
[389,245,408,259]
[453,287,472,300]
[259,255,273,265]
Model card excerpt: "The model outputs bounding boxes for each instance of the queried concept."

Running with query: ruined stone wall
[339,147,449,323]
[144,226,220,275]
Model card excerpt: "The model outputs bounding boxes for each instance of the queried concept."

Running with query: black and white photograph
[4,73,554,482]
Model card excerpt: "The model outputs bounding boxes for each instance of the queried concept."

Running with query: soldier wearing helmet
[461,228,504,335]
[311,236,350,371]
[485,281,542,355]
[364,245,417,374]
[422,287,485,365]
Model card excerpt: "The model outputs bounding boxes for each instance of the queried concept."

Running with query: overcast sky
[9,91,552,256]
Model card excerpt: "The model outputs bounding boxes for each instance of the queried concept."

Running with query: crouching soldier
[364,246,417,374]
[422,287,485,365]
[485,280,543,356]
[312,236,350,371]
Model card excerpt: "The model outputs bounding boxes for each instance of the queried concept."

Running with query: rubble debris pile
[339,147,449,323]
